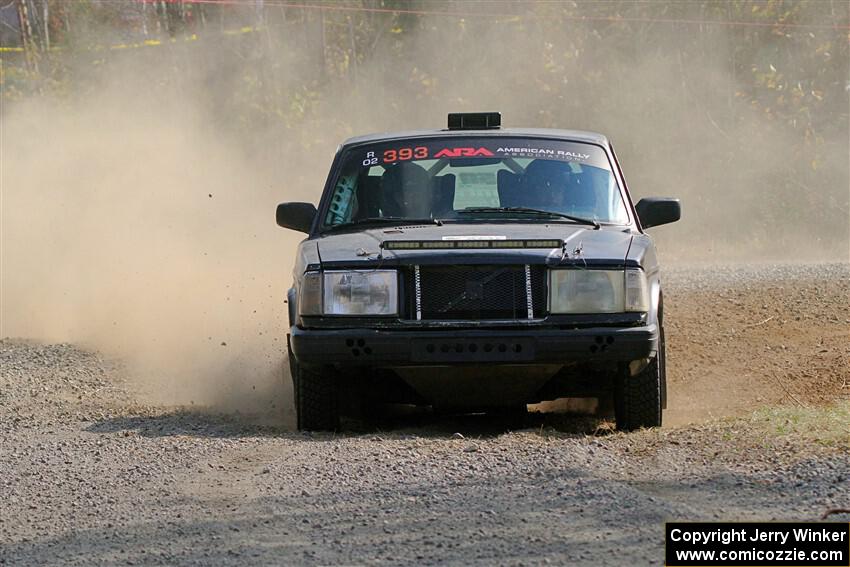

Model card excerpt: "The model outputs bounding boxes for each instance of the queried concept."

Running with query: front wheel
[614,327,665,431]
[293,360,339,432]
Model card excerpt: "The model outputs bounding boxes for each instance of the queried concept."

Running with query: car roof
[341,128,610,148]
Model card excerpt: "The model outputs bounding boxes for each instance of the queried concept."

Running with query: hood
[315,223,636,268]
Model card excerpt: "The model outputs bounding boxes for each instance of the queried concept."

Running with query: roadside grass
[746,400,850,449]
[528,400,849,454]
[524,401,850,465]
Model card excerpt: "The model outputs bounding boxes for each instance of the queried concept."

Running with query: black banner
[666,522,849,566]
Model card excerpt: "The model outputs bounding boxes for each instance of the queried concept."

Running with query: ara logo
[433,147,495,158]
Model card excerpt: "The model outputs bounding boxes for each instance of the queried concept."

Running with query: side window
[325,165,394,225]
[325,174,357,225]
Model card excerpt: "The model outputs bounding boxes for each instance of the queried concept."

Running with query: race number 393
[665,522,849,567]
[382,147,428,163]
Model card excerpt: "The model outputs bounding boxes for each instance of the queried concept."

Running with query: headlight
[324,270,398,315]
[549,268,648,313]
[298,270,398,316]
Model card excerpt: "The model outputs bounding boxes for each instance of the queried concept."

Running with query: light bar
[382,239,561,250]
[447,112,501,130]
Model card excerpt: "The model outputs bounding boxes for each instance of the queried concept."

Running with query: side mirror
[635,198,681,229]
[276,202,317,233]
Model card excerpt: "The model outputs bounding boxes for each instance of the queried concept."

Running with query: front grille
[409,265,547,320]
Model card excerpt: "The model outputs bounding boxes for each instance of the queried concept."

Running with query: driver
[522,159,574,210]
[569,166,604,218]
[380,162,433,218]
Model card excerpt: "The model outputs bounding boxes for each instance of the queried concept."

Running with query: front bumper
[290,324,658,366]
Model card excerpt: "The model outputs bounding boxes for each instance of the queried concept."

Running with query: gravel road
[1,262,848,566]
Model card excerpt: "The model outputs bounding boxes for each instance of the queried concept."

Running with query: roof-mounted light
[447,112,501,130]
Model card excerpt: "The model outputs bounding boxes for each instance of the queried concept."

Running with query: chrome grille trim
[414,264,422,321]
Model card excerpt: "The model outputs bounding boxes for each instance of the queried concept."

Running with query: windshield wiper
[457,207,600,229]
[323,216,443,232]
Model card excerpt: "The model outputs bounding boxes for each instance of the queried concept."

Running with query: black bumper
[290,325,658,366]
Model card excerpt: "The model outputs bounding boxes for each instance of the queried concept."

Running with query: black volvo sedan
[276,113,680,431]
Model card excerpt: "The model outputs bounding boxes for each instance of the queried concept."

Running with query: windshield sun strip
[318,136,631,230]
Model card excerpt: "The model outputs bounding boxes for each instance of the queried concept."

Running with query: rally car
[277,112,680,431]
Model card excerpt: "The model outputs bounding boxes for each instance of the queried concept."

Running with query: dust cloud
[1,80,306,421]
[1,2,847,421]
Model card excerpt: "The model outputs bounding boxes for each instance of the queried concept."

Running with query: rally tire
[295,363,339,431]
[615,328,664,431]
[286,336,298,405]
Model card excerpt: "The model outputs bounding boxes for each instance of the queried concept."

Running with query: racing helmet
[569,166,603,216]
[522,159,573,209]
[380,162,433,218]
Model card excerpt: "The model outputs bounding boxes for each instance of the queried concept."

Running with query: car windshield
[321,137,629,229]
